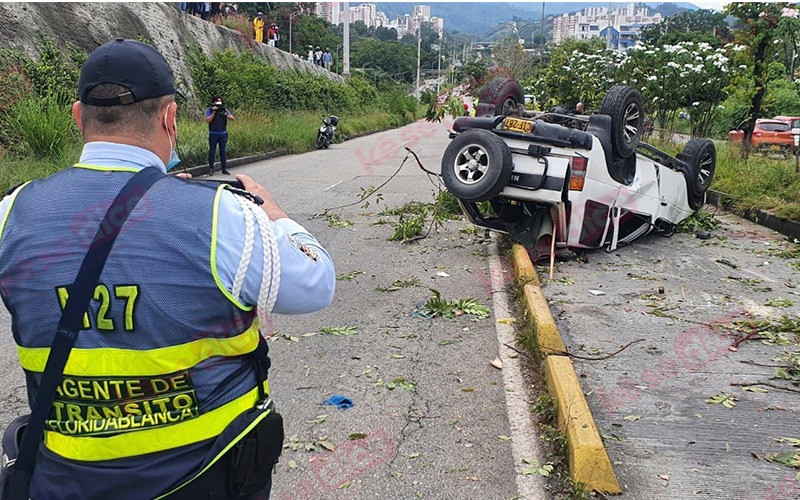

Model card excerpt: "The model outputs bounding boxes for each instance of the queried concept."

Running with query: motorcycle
[316,115,338,149]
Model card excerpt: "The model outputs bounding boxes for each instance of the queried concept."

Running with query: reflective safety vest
[0,165,269,498]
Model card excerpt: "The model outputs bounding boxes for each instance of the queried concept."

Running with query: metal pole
[343,2,350,77]
[540,2,545,62]
[416,25,422,98]
[437,35,442,94]
[289,15,293,55]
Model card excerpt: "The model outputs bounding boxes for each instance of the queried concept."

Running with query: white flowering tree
[530,38,624,110]
[624,41,733,137]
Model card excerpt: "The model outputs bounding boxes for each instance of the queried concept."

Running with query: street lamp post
[288,10,301,56]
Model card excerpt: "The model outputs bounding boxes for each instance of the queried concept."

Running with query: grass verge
[0,109,418,193]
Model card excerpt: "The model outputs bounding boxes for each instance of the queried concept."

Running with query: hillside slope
[0,2,342,107]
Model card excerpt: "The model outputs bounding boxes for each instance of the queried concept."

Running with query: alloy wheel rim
[454,144,490,185]
[623,103,641,144]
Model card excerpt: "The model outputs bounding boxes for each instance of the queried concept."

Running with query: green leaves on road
[706,393,738,409]
[375,276,420,292]
[521,458,554,477]
[320,326,359,336]
[421,289,491,319]
[337,270,365,281]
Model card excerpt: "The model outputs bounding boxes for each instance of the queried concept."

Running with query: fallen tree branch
[730,381,800,394]
[568,339,645,361]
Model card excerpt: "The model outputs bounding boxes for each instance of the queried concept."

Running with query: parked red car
[728,119,794,151]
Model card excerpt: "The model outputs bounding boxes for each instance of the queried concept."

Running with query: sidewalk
[544,212,800,499]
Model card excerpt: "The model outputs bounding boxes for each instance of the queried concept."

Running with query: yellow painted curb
[509,243,621,494]
[511,244,539,285]
[545,356,621,494]
[522,284,566,355]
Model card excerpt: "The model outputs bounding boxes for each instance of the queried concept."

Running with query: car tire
[681,138,716,194]
[599,85,645,159]
[478,78,524,117]
[441,129,513,202]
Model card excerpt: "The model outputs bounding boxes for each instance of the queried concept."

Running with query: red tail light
[570,156,587,191]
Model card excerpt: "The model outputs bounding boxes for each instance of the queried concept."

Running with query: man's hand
[236,174,288,221]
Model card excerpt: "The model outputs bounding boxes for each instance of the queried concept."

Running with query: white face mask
[163,107,180,171]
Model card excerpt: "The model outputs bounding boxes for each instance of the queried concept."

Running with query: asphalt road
[0,121,545,499]
[546,212,800,499]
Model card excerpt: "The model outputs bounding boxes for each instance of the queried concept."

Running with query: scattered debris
[320,326,359,336]
[715,258,738,269]
[348,433,368,440]
[324,395,354,409]
[623,415,641,421]
[521,459,554,477]
[375,277,421,292]
[706,393,737,409]
[336,270,365,281]
[326,213,355,228]
[420,289,491,319]
[589,289,606,296]
[765,297,795,308]
[490,357,503,370]
[435,271,450,278]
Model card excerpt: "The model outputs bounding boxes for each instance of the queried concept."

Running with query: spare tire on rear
[599,85,645,159]
[441,129,513,202]
[477,78,524,117]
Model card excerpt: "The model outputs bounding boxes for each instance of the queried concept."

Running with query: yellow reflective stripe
[44,381,270,462]
[16,322,260,376]
[155,407,273,499]
[72,163,142,173]
[0,181,31,247]
[210,184,253,311]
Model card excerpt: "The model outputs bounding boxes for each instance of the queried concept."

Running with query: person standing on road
[267,23,279,47]
[253,11,265,43]
[307,45,314,64]
[0,39,335,499]
[205,95,234,175]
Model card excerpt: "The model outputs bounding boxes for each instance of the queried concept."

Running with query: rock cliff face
[0,2,343,107]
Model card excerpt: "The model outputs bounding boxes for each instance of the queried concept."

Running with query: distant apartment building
[316,2,340,25]
[375,11,388,28]
[349,3,377,27]
[413,4,431,20]
[431,16,444,37]
[552,3,662,50]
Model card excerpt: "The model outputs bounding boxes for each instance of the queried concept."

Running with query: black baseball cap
[79,39,177,106]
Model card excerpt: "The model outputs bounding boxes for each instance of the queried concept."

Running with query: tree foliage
[724,2,799,156]
[491,37,535,80]
[639,9,730,46]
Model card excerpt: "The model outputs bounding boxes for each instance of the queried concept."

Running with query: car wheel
[599,85,645,159]
[681,138,716,194]
[441,129,513,202]
[478,78,524,117]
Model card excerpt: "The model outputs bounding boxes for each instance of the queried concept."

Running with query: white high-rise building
[349,3,377,27]
[413,5,431,20]
[431,16,444,37]
[316,2,341,25]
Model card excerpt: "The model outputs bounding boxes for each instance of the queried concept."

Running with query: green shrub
[4,93,78,159]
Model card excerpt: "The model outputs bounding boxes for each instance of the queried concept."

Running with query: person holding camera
[205,95,234,175]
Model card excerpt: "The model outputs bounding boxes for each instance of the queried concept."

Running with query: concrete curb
[509,243,621,494]
[707,190,800,241]
[179,150,290,177]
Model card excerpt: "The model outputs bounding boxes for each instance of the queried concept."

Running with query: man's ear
[72,101,83,131]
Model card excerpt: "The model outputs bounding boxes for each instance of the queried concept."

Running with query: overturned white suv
[442,78,716,258]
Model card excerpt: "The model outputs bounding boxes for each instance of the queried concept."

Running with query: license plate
[503,117,534,134]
